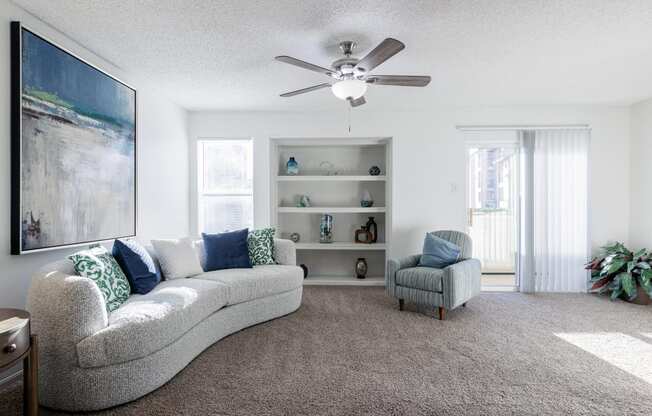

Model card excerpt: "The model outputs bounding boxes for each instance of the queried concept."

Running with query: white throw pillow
[150,238,203,279]
[192,239,207,270]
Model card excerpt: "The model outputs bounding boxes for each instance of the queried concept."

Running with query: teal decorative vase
[286,156,299,175]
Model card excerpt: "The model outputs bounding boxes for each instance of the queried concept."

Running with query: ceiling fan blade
[348,96,366,107]
[355,38,405,73]
[366,75,431,87]
[275,56,335,77]
[279,83,331,97]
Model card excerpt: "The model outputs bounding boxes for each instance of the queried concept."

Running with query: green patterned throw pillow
[69,246,131,312]
[247,228,276,266]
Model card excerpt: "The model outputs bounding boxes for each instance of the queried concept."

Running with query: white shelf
[295,242,386,251]
[270,137,392,286]
[277,175,386,182]
[277,207,386,214]
[303,276,385,286]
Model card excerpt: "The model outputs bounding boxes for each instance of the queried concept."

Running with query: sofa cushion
[76,278,228,368]
[395,267,445,293]
[247,228,276,265]
[202,229,252,271]
[151,238,203,279]
[197,265,303,305]
[69,246,131,312]
[112,239,160,295]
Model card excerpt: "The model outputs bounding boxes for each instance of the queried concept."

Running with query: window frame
[195,137,254,234]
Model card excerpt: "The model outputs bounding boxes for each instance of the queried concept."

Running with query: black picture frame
[10,22,137,255]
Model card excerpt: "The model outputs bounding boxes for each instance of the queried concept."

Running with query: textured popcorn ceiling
[12,0,652,111]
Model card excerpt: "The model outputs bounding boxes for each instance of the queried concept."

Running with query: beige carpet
[2,287,652,415]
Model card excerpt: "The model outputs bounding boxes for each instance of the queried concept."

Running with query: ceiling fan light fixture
[331,79,367,100]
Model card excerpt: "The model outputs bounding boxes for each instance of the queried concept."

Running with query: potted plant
[586,242,652,304]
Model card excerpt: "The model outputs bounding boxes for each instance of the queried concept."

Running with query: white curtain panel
[531,129,590,292]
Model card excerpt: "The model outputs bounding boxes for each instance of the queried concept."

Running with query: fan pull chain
[348,103,352,133]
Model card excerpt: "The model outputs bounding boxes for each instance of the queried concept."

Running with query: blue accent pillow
[112,239,160,294]
[418,233,461,269]
[202,229,252,271]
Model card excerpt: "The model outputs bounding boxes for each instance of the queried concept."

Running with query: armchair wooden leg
[398,299,404,311]
[438,307,446,320]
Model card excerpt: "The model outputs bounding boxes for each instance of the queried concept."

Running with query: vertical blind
[523,129,590,292]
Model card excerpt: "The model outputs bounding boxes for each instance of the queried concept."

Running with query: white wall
[0,2,189,308]
[629,98,652,248]
[189,106,630,259]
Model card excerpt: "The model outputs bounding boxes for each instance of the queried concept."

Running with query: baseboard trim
[482,285,518,292]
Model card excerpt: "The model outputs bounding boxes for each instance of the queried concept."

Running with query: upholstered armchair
[386,230,481,320]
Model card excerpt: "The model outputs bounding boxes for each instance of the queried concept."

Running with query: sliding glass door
[467,144,520,289]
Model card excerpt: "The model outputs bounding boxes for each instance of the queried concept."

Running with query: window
[197,139,253,233]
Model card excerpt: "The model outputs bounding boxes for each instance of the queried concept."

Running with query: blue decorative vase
[286,157,299,175]
[320,214,333,243]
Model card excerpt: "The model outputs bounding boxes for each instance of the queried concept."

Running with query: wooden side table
[0,309,38,416]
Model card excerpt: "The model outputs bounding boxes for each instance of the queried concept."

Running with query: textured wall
[0,2,189,308]
[629,98,652,249]
[189,106,631,259]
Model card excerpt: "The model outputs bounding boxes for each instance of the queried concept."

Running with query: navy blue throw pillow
[202,229,252,271]
[112,239,160,294]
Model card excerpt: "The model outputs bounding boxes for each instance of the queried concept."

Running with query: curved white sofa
[27,239,302,412]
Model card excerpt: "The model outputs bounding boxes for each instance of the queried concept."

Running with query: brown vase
[631,286,652,305]
[356,258,368,279]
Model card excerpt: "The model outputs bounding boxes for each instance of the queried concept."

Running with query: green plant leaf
[633,248,648,259]
[610,287,623,301]
[641,270,651,283]
[637,262,651,270]
[619,273,637,301]
[601,259,626,276]
[591,272,608,281]
[609,273,622,289]
[638,275,652,294]
[640,270,652,296]
[627,261,636,273]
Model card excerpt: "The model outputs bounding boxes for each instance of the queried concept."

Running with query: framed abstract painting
[10,22,137,254]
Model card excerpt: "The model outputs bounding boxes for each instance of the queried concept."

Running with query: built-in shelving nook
[270,137,392,286]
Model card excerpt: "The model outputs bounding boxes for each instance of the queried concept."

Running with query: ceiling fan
[275,38,431,107]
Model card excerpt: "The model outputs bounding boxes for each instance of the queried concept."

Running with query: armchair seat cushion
[395,267,444,293]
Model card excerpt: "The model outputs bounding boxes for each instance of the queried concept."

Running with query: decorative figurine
[360,190,374,207]
[290,232,300,243]
[320,214,333,243]
[356,258,368,279]
[297,195,311,207]
[286,156,299,175]
[365,217,378,243]
[369,166,381,176]
[320,161,337,176]
[355,225,373,244]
